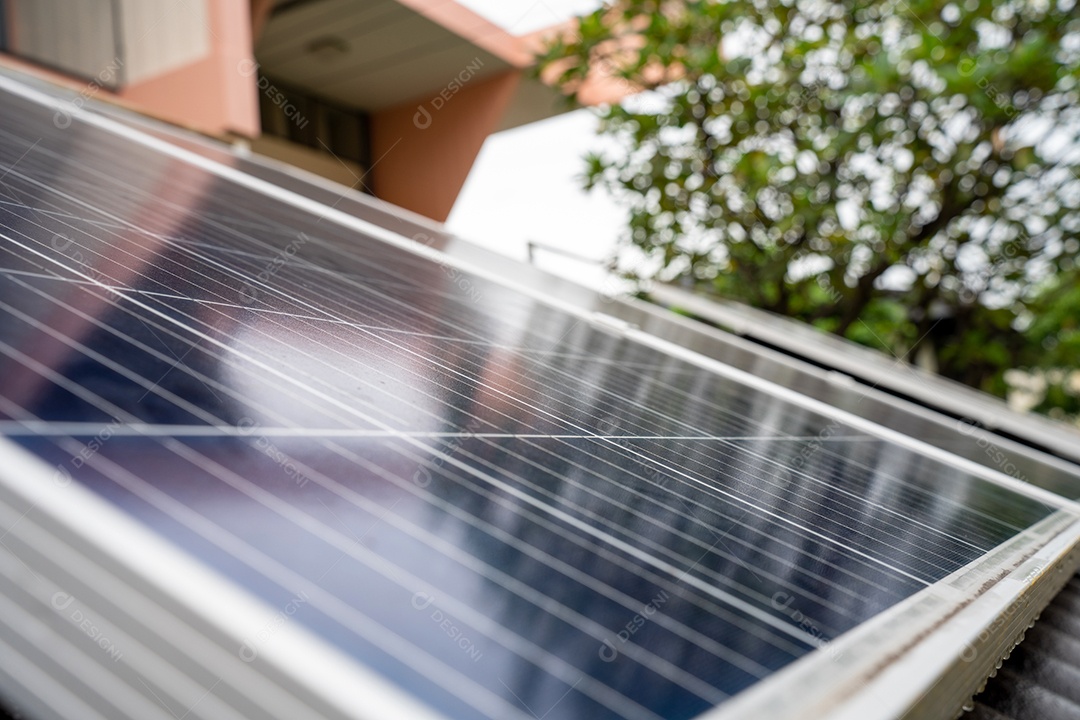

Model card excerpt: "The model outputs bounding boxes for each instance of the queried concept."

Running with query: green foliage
[538,0,1080,416]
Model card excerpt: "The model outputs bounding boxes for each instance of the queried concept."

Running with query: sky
[454,0,604,34]
[444,0,624,290]
[447,110,626,289]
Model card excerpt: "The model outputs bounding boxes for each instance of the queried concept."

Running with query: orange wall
[120,0,260,137]
[369,69,522,223]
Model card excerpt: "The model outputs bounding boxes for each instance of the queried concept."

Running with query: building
[0,0,619,222]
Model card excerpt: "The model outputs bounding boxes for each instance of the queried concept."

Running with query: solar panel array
[0,73,1072,720]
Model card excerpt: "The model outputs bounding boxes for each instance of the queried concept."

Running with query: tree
[538,0,1080,415]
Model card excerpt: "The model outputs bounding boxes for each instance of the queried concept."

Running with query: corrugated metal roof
[969,574,1080,719]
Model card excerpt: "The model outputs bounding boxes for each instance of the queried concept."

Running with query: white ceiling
[257,0,512,111]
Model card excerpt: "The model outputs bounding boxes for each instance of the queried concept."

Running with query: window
[256,74,371,174]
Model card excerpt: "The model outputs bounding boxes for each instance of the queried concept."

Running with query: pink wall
[370,69,523,223]
[0,0,627,222]
[120,0,260,138]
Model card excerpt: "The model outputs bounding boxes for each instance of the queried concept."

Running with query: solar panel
[63,77,1080,503]
[0,70,1077,720]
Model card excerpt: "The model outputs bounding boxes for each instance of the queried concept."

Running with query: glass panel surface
[0,84,1059,720]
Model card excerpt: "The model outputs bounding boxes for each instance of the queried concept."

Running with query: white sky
[447,110,626,289]
[446,0,622,289]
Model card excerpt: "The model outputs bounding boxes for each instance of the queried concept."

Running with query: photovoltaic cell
[0,79,1064,720]
[78,84,1080,500]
